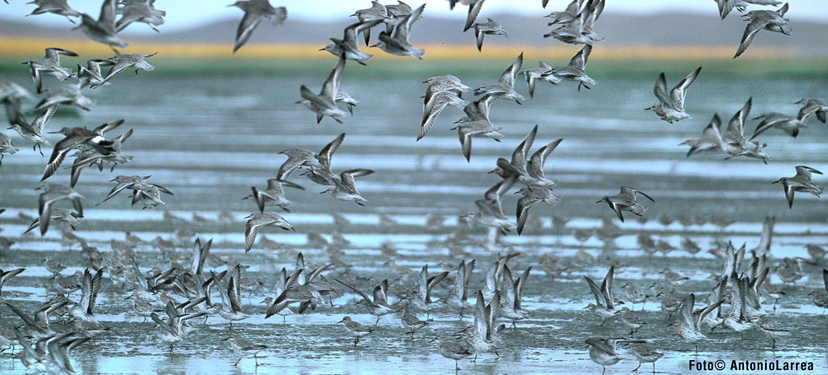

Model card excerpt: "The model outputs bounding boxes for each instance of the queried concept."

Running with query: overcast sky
[2,0,825,34]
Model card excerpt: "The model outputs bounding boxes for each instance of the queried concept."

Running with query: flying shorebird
[772,166,823,209]
[115,0,166,33]
[244,212,294,252]
[41,126,115,181]
[749,111,809,140]
[795,98,827,124]
[23,47,77,94]
[672,293,724,351]
[26,0,82,23]
[597,186,654,223]
[372,4,426,59]
[680,113,724,157]
[229,0,287,53]
[463,176,517,235]
[36,183,83,236]
[0,132,18,165]
[471,18,507,52]
[98,52,157,86]
[245,179,304,213]
[720,98,771,163]
[545,0,583,25]
[277,132,345,183]
[298,55,348,124]
[322,169,375,206]
[646,66,702,124]
[717,0,783,19]
[522,61,561,98]
[75,0,127,49]
[6,104,55,156]
[419,91,468,141]
[734,3,791,59]
[545,0,604,45]
[350,1,393,45]
[546,44,595,91]
[335,278,396,325]
[515,186,561,235]
[322,19,383,65]
[451,118,503,162]
[76,59,114,88]
[34,83,94,112]
[474,52,525,104]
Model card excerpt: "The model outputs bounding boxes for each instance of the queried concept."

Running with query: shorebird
[545,0,604,45]
[585,338,643,375]
[628,342,663,373]
[97,175,173,208]
[335,278,396,325]
[76,59,114,88]
[0,132,18,165]
[717,0,783,19]
[245,179,304,213]
[646,66,702,124]
[471,18,507,52]
[338,316,373,347]
[350,1,393,45]
[672,293,724,351]
[461,290,504,361]
[69,127,134,188]
[26,0,82,23]
[419,91,468,141]
[75,0,127,49]
[442,259,475,315]
[750,111,808,140]
[620,282,647,311]
[522,62,560,98]
[721,98,771,163]
[115,0,166,33]
[23,47,77,94]
[545,0,583,25]
[597,186,654,223]
[432,336,472,371]
[277,132,345,182]
[229,0,287,53]
[151,301,207,352]
[500,266,532,327]
[322,169,375,206]
[734,3,791,58]
[490,124,537,182]
[423,74,470,106]
[36,183,83,236]
[451,118,503,162]
[680,113,724,157]
[386,0,413,19]
[298,55,348,124]
[69,268,103,323]
[515,186,561,235]
[474,52,524,104]
[772,166,823,209]
[373,4,426,59]
[22,207,82,235]
[546,44,595,91]
[796,98,827,124]
[98,52,157,85]
[34,83,94,112]
[42,126,115,181]
[322,19,383,65]
[496,133,563,189]
[224,335,267,367]
[244,212,294,252]
[464,176,517,236]
[584,266,619,325]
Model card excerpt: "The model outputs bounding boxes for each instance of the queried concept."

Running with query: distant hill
[1,11,826,56]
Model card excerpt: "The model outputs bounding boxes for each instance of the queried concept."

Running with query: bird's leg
[255,353,259,367]
[234,357,242,366]
[375,316,380,326]
[632,361,641,372]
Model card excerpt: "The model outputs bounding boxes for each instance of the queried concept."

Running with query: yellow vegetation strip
[0,36,798,61]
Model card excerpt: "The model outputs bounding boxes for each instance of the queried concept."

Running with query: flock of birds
[0,0,826,374]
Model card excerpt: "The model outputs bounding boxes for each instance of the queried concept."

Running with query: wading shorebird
[646,66,702,124]
[583,265,620,326]
[597,187,654,223]
[772,166,823,209]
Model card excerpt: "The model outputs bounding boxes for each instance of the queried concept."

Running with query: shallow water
[0,71,827,375]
